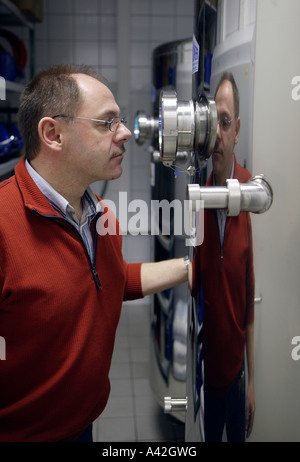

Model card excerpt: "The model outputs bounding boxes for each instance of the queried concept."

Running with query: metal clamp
[158,90,217,166]
[164,397,188,414]
[226,178,241,216]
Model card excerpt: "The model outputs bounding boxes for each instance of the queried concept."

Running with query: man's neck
[214,155,234,186]
[30,157,85,221]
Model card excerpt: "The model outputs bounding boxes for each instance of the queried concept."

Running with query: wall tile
[151,0,175,16]
[49,41,73,66]
[101,41,117,67]
[130,16,150,41]
[35,17,48,41]
[48,15,73,41]
[130,42,151,67]
[74,41,99,66]
[150,16,175,42]
[99,0,117,15]
[35,41,49,68]
[130,68,151,91]
[73,15,99,41]
[74,0,98,15]
[176,0,194,16]
[131,0,150,15]
[175,16,193,40]
[99,16,117,41]
[47,0,73,14]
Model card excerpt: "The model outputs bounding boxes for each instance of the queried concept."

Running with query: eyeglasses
[217,116,234,132]
[52,115,127,132]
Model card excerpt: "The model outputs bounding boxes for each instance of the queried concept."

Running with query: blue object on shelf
[6,123,23,152]
[0,49,25,82]
[0,49,17,81]
[0,29,27,82]
[0,124,12,157]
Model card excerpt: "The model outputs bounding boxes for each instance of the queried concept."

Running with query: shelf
[5,80,24,93]
[0,0,34,29]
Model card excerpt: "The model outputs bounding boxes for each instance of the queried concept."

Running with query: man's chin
[212,151,222,167]
[109,167,123,181]
[213,150,222,159]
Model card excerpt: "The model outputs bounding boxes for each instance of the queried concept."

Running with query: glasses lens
[110,117,120,132]
[218,117,233,132]
[110,117,127,132]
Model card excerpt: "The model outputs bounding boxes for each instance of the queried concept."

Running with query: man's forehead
[73,73,119,114]
[215,81,234,112]
[73,73,110,95]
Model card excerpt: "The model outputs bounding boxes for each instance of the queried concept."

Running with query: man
[191,72,255,441]
[0,64,190,442]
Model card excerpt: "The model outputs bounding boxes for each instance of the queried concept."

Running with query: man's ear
[38,117,63,151]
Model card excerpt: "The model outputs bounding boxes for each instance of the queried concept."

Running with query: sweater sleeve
[123,261,144,301]
[96,196,144,301]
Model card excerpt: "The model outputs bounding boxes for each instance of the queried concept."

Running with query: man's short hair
[18,64,108,160]
[214,71,240,118]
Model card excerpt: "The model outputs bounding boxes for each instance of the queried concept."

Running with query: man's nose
[114,123,132,142]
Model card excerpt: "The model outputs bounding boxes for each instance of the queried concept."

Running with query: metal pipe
[187,175,273,215]
[164,397,188,414]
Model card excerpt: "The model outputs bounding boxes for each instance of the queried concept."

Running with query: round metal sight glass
[158,91,179,166]
[134,111,158,146]
[158,90,217,166]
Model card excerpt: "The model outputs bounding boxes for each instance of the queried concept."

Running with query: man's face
[62,73,132,184]
[212,80,240,184]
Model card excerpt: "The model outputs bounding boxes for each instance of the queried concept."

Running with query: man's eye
[220,117,233,130]
[95,121,108,130]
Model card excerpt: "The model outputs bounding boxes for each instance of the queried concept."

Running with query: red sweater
[192,158,254,394]
[0,158,143,441]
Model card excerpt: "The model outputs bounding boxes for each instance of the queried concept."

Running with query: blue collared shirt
[25,160,100,262]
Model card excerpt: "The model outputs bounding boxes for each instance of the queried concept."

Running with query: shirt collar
[25,159,99,222]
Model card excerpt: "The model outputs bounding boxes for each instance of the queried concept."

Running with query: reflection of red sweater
[0,158,143,442]
[192,158,254,394]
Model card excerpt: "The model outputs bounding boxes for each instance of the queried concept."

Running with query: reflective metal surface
[187,175,273,215]
[164,397,188,414]
[158,89,217,166]
[134,111,158,146]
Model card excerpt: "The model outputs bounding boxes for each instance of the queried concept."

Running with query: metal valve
[187,175,273,215]
[164,397,188,414]
[158,89,217,166]
[134,111,159,146]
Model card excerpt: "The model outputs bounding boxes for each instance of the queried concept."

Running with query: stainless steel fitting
[187,175,273,215]
[164,397,188,414]
[158,90,217,166]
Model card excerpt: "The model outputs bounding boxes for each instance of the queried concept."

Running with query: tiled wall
[13,0,194,295]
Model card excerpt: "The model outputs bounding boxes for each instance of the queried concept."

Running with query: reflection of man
[191,72,255,441]
[0,64,190,442]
